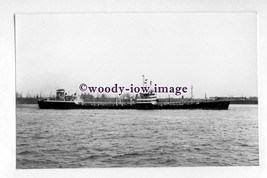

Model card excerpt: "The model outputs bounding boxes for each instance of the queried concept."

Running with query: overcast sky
[15,13,257,98]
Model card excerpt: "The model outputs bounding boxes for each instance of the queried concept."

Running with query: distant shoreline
[16,97,258,105]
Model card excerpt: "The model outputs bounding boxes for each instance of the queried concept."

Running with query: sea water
[16,104,258,168]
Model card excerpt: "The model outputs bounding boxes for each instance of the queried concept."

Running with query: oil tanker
[38,89,230,110]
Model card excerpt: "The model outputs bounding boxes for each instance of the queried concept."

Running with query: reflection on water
[16,104,258,168]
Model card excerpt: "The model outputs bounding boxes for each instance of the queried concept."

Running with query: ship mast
[142,75,145,87]
[149,80,153,93]
[191,85,194,99]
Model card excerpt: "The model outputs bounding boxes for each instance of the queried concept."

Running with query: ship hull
[38,100,82,109]
[38,99,230,110]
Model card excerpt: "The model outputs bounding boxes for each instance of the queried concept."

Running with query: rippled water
[16,104,258,168]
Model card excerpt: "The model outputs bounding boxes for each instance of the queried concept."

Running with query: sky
[15,12,257,98]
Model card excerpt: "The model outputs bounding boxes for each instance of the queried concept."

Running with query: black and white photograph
[15,12,258,169]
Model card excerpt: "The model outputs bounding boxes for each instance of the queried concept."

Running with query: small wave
[27,121,38,125]
[77,145,89,151]
[183,148,192,152]
[194,147,202,151]
[93,148,106,152]
[122,134,136,138]
[17,143,28,146]
[17,150,34,155]
[186,158,197,163]
[32,134,52,140]
[239,143,250,147]
[112,152,140,159]
[80,155,98,161]
[124,152,140,156]
[41,148,61,153]
[201,143,211,147]
[165,158,176,163]
[249,158,259,162]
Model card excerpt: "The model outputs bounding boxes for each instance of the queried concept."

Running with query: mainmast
[191,85,194,99]
[142,75,145,87]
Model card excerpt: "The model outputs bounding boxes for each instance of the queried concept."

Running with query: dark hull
[38,100,82,109]
[38,100,230,110]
